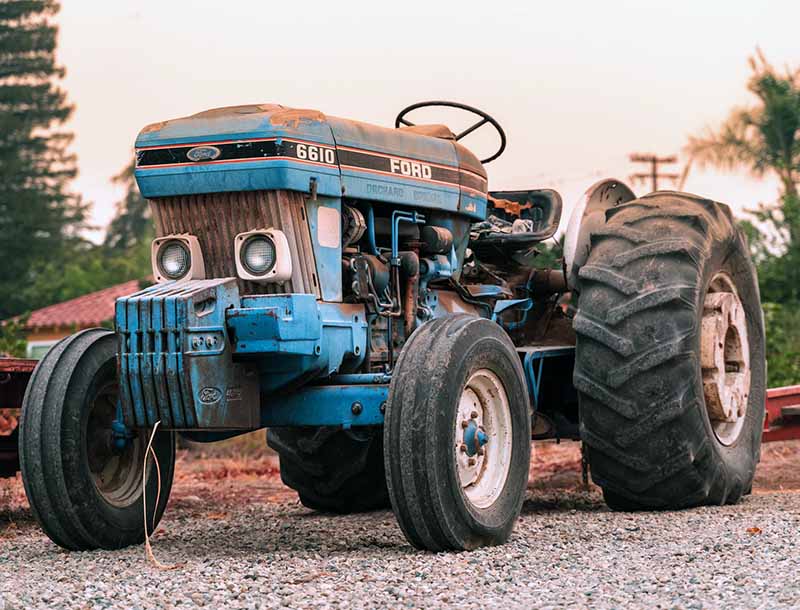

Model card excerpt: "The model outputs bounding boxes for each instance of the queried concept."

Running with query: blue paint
[318,373,391,385]
[303,197,342,301]
[493,298,534,331]
[228,294,366,394]
[261,383,387,428]
[365,204,384,260]
[116,281,370,428]
[135,105,336,148]
[117,279,260,429]
[521,346,576,411]
[418,249,458,312]
[111,403,135,451]
[458,190,488,219]
[338,167,462,216]
[462,419,488,457]
[390,210,426,261]
[136,159,343,200]
[134,104,488,220]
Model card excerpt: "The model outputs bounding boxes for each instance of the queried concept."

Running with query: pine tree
[0,1,86,318]
[104,159,152,252]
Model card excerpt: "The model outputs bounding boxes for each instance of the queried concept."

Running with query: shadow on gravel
[157,506,412,557]
[522,489,607,515]
[0,476,34,538]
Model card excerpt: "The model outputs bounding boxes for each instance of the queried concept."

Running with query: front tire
[573,192,765,510]
[384,315,531,551]
[19,329,175,550]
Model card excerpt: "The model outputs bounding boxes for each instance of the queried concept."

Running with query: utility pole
[629,153,681,192]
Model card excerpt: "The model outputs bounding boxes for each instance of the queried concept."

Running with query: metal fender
[563,178,636,290]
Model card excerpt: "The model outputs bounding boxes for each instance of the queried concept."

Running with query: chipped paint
[269,108,326,128]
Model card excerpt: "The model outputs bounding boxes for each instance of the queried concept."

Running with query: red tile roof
[25,280,142,330]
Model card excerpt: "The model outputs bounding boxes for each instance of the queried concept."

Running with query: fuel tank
[134,104,488,220]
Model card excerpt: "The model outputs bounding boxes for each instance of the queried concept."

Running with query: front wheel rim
[85,381,148,508]
[454,369,513,509]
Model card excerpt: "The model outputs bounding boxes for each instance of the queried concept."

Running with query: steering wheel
[394,100,507,164]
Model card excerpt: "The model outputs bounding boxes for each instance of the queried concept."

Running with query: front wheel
[19,329,175,550]
[384,315,531,551]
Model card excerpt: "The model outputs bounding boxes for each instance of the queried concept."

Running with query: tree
[0,0,87,319]
[687,50,800,304]
[688,50,799,202]
[20,157,152,309]
[104,159,153,252]
[0,315,27,356]
[687,50,800,386]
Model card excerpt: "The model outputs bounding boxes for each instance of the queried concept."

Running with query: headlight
[235,229,292,282]
[151,235,205,283]
[159,241,190,279]
[242,235,276,275]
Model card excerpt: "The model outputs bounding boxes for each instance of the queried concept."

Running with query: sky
[56,0,800,242]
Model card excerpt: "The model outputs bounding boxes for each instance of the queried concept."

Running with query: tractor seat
[398,124,456,141]
[469,189,563,266]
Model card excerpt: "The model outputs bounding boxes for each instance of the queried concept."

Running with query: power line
[629,153,680,192]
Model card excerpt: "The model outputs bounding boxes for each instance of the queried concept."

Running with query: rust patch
[141,121,168,134]
[191,104,283,119]
[488,195,532,218]
[0,409,18,436]
[268,108,326,128]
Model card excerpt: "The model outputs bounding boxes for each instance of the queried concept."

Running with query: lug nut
[460,444,467,453]
[461,420,469,429]
[470,411,479,419]
[468,458,476,466]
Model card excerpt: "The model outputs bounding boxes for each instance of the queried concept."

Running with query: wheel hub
[700,273,751,445]
[454,369,513,509]
[462,419,489,457]
[86,383,148,507]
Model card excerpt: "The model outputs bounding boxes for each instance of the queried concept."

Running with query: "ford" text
[389,158,433,180]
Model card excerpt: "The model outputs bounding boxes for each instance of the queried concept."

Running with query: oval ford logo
[198,386,223,404]
[186,145,221,162]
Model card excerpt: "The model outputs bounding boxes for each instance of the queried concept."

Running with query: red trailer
[0,358,36,477]
[0,357,798,479]
[763,385,800,443]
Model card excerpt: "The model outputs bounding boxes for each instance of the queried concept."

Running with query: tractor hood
[134,104,489,220]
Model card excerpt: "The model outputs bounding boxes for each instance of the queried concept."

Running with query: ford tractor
[19,101,766,552]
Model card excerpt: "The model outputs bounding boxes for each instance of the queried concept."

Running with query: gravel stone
[2,489,799,609]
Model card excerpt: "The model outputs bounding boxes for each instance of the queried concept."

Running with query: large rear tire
[384,315,531,551]
[573,191,765,510]
[267,426,389,513]
[19,329,175,550]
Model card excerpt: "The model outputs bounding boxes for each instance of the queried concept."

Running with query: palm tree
[687,50,800,307]
[687,50,800,248]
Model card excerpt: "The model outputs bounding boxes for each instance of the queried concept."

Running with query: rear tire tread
[267,426,389,514]
[574,192,765,510]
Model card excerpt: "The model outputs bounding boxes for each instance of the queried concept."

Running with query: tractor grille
[150,190,319,296]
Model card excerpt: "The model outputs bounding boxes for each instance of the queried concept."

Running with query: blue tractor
[19,102,765,552]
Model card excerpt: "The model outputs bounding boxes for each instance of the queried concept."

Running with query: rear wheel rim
[85,382,148,508]
[454,369,513,509]
[701,272,751,446]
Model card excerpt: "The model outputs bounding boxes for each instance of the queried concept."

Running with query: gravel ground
[1,444,799,609]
